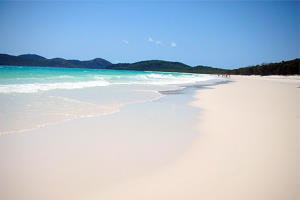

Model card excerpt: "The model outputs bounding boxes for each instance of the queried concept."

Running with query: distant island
[0,54,112,69]
[0,53,299,75]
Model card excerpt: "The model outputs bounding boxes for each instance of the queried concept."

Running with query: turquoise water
[0,65,227,134]
[0,66,218,93]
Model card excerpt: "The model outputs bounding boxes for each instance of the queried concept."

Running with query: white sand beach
[93,75,300,200]
[0,76,299,200]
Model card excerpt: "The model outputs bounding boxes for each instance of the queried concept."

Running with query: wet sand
[0,85,199,200]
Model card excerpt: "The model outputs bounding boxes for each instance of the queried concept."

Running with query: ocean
[0,66,220,93]
[0,66,226,134]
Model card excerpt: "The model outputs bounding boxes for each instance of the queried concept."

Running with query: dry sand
[93,75,299,200]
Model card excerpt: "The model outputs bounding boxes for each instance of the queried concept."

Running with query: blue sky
[0,1,298,68]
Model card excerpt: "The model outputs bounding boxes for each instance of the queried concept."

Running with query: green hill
[0,54,112,69]
[106,60,228,74]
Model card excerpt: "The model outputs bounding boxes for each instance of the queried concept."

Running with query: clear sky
[0,1,299,68]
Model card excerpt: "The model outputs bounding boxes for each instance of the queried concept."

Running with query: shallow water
[0,82,205,200]
[0,66,219,93]
[0,66,227,134]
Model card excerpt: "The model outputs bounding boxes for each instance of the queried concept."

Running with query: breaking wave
[0,80,110,93]
[0,66,227,93]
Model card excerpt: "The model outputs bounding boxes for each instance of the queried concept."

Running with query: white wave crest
[128,73,221,85]
[0,71,227,94]
[0,80,110,93]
